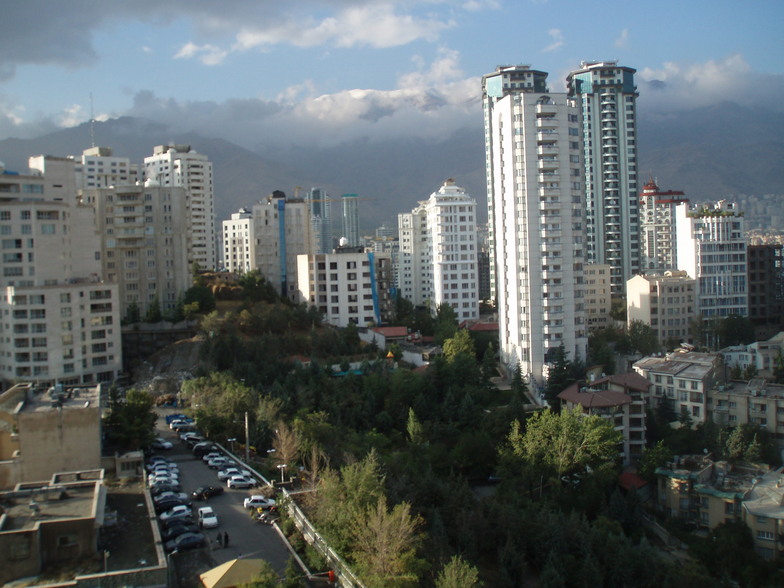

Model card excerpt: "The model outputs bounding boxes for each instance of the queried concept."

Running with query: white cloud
[58,104,85,128]
[174,42,228,66]
[543,29,563,53]
[142,45,153,54]
[615,28,629,48]
[462,0,501,11]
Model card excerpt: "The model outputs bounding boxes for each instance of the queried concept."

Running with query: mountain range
[0,101,782,234]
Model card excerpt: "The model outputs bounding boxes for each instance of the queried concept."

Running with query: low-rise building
[721,332,784,379]
[627,271,697,349]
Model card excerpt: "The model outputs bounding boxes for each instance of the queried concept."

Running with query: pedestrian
[216,533,223,548]
[223,531,229,547]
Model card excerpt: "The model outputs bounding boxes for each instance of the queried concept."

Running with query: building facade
[639,178,689,272]
[585,264,613,332]
[567,62,640,295]
[675,200,748,322]
[307,187,333,255]
[747,242,784,340]
[341,193,360,247]
[627,271,697,349]
[222,208,254,274]
[483,65,587,388]
[144,145,216,270]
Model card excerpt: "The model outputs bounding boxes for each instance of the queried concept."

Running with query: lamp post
[228,438,237,454]
[277,464,287,484]
[244,411,250,465]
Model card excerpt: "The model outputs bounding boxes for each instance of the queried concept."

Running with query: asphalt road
[153,413,296,581]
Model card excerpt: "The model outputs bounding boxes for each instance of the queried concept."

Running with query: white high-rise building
[675,200,748,322]
[222,208,254,274]
[483,65,587,388]
[397,180,479,321]
[76,147,139,189]
[341,194,360,247]
[0,158,122,386]
[307,187,333,255]
[567,62,640,295]
[639,178,689,272]
[144,145,216,270]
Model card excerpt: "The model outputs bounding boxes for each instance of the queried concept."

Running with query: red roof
[372,326,409,338]
[593,372,652,392]
[619,472,649,491]
[466,322,499,332]
[558,381,631,408]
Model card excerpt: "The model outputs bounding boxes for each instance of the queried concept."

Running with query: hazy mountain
[0,102,782,234]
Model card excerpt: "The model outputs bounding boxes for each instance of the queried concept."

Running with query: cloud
[174,42,228,66]
[638,54,784,113]
[615,28,629,48]
[543,29,564,53]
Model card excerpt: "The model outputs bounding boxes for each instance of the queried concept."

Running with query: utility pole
[244,411,250,465]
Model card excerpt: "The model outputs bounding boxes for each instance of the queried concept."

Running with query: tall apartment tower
[567,62,640,295]
[144,145,216,270]
[0,157,122,386]
[675,200,748,322]
[483,65,548,302]
[747,242,784,339]
[639,178,689,272]
[307,188,333,255]
[76,146,139,189]
[341,194,360,247]
[483,65,588,388]
[222,208,254,274]
[397,180,479,321]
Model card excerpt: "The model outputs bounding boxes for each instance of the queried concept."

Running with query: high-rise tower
[341,193,360,247]
[483,65,587,389]
[639,178,689,272]
[307,187,333,254]
[567,62,640,295]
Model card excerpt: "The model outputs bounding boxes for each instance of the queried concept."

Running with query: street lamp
[228,438,237,454]
[277,464,287,484]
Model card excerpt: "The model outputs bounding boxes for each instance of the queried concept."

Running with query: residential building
[483,64,587,389]
[222,208,254,274]
[144,144,216,270]
[87,182,190,319]
[675,200,748,323]
[747,242,784,340]
[639,178,689,271]
[627,271,697,348]
[633,351,723,423]
[341,193,360,247]
[655,457,784,559]
[585,264,613,332]
[296,248,393,327]
[721,332,784,378]
[558,371,650,465]
[0,158,122,386]
[307,187,333,255]
[709,378,784,438]
[75,146,139,189]
[397,180,479,321]
[253,191,311,300]
[567,62,640,294]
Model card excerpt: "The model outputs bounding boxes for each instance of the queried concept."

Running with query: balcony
[538,144,558,155]
[536,104,558,115]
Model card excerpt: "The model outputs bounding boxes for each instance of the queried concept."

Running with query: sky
[1,0,783,151]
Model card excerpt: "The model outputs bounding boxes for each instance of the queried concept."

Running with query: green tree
[443,329,476,363]
[772,350,784,384]
[124,300,141,324]
[544,344,574,411]
[184,282,216,314]
[714,315,756,348]
[435,555,481,588]
[239,269,279,303]
[406,408,425,446]
[481,342,497,382]
[104,388,157,451]
[434,303,458,345]
[742,363,758,380]
[627,320,660,356]
[637,440,674,481]
[240,560,281,587]
[508,406,622,478]
[144,295,163,323]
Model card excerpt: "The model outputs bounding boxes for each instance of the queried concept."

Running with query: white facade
[144,145,216,270]
[0,159,121,385]
[483,67,588,388]
[627,271,696,348]
[639,179,689,272]
[397,180,479,321]
[675,200,748,321]
[222,208,254,274]
[75,147,139,190]
[585,264,613,332]
[567,62,640,295]
[341,194,360,247]
[296,250,393,328]
[307,187,333,255]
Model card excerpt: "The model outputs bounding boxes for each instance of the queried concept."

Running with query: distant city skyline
[0,1,782,153]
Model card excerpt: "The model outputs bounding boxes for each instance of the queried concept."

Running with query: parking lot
[152,413,296,585]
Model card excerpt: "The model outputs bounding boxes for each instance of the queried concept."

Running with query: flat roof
[18,385,101,414]
[1,483,100,531]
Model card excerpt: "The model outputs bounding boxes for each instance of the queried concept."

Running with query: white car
[217,467,253,482]
[151,438,174,450]
[243,495,276,510]
[148,474,179,487]
[227,475,256,489]
[207,457,231,469]
[201,452,223,463]
[197,506,219,529]
[159,504,192,522]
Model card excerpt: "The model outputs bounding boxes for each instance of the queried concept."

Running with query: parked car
[150,437,173,450]
[227,475,256,489]
[193,443,218,458]
[164,532,205,553]
[201,452,223,463]
[153,491,190,505]
[149,474,179,487]
[150,483,182,496]
[152,464,179,476]
[169,419,189,430]
[172,422,196,433]
[146,456,173,470]
[158,504,192,523]
[197,506,219,529]
[207,457,231,469]
[217,467,252,481]
[192,486,224,500]
[243,495,277,510]
[165,413,188,425]
[155,497,191,514]
[161,522,199,542]
[185,436,206,448]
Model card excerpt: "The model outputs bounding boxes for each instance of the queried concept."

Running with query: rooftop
[14,383,102,414]
[558,381,631,409]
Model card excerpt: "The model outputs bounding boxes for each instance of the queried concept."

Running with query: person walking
[223,532,229,547]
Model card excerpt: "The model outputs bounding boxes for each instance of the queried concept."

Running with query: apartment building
[144,144,216,270]
[296,248,393,328]
[627,271,697,349]
[397,180,479,321]
[675,200,748,322]
[721,332,784,378]
[222,208,254,273]
[747,242,784,340]
[584,264,612,332]
[639,178,688,272]
[483,64,587,388]
[75,146,139,189]
[558,371,649,465]
[307,187,333,255]
[341,193,360,247]
[567,62,640,294]
[710,378,784,439]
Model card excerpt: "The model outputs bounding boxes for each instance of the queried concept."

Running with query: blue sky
[1,0,782,149]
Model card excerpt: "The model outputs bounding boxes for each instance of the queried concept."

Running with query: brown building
[747,243,784,340]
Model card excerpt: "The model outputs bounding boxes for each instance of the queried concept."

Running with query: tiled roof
[558,381,631,408]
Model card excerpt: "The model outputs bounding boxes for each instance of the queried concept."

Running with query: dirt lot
[101,482,158,571]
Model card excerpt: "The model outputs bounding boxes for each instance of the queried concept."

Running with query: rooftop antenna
[89,92,96,148]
